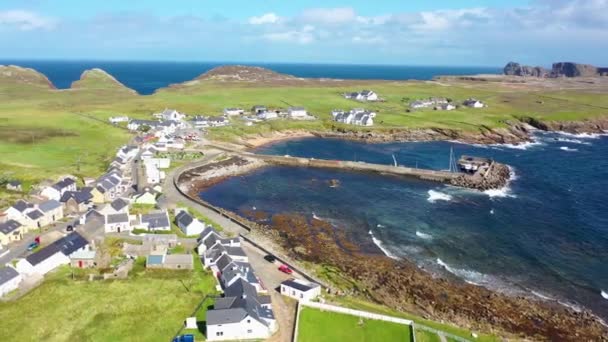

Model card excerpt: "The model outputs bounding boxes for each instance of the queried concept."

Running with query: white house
[334,109,375,127]
[257,111,278,120]
[280,279,321,302]
[144,162,165,185]
[344,90,379,102]
[109,116,129,124]
[463,99,486,108]
[132,188,158,205]
[0,267,22,297]
[288,107,308,118]
[224,108,244,116]
[138,211,171,232]
[41,178,77,201]
[206,279,276,341]
[4,200,35,224]
[104,213,131,233]
[159,109,185,121]
[175,210,206,236]
[16,244,70,276]
[144,157,171,170]
[435,103,456,111]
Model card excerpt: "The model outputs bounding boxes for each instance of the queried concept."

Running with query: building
[206,279,276,341]
[435,103,456,111]
[16,244,70,276]
[109,116,129,124]
[128,119,161,131]
[70,247,96,268]
[463,99,486,108]
[60,191,93,214]
[138,211,171,232]
[104,213,131,233]
[175,210,206,236]
[287,107,308,118]
[131,188,159,205]
[333,109,375,127]
[4,200,34,223]
[344,90,379,102]
[0,267,22,297]
[38,199,64,225]
[458,156,492,173]
[101,198,130,215]
[24,209,45,229]
[220,260,262,292]
[40,178,77,201]
[257,111,278,120]
[6,180,22,192]
[208,116,229,127]
[159,109,185,121]
[224,108,244,116]
[251,105,267,115]
[280,279,321,302]
[0,220,24,245]
[95,172,123,202]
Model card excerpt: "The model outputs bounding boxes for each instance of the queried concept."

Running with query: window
[247,319,251,323]
[216,332,223,336]
[247,330,252,334]
[300,294,303,299]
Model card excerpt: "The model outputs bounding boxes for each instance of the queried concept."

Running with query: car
[66,225,74,232]
[27,242,39,251]
[264,254,276,263]
[278,264,293,274]
[172,335,194,342]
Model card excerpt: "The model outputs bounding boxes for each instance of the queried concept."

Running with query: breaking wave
[602,290,608,300]
[555,131,605,139]
[491,140,543,150]
[427,190,453,203]
[560,146,578,152]
[369,230,399,260]
[554,137,591,145]
[483,167,517,198]
[436,258,493,286]
[415,231,433,240]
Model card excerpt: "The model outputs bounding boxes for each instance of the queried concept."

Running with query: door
[78,260,83,268]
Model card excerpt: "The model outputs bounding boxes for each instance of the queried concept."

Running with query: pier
[201,143,511,191]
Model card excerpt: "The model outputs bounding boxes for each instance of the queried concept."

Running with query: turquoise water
[200,133,608,319]
[0,60,500,95]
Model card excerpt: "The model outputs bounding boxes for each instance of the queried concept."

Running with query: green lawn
[415,329,442,342]
[0,258,218,342]
[297,306,412,342]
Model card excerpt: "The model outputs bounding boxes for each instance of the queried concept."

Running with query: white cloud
[249,13,280,25]
[262,26,316,44]
[299,7,356,25]
[0,10,56,31]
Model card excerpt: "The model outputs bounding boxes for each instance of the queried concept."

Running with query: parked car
[264,254,276,263]
[66,225,74,232]
[27,242,39,251]
[278,264,293,274]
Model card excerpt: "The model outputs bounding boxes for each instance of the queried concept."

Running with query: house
[104,213,131,233]
[175,210,206,236]
[0,267,22,297]
[257,111,278,120]
[38,199,64,224]
[146,253,193,270]
[6,180,22,192]
[344,90,379,102]
[208,116,229,127]
[144,158,171,170]
[0,220,24,245]
[60,191,93,214]
[144,162,165,185]
[16,244,70,276]
[128,119,160,131]
[138,211,171,232]
[287,107,308,118]
[203,243,248,268]
[191,115,210,129]
[53,232,90,258]
[132,188,158,205]
[206,279,276,341]
[224,108,244,116]
[333,109,375,126]
[410,100,434,109]
[4,200,34,223]
[24,209,45,229]
[70,246,96,268]
[435,103,456,111]
[280,279,321,302]
[251,105,267,115]
[159,109,185,121]
[220,261,262,291]
[104,198,130,215]
[95,172,123,202]
[197,227,222,254]
[109,116,129,124]
[463,98,486,108]
[79,209,104,225]
[40,178,77,201]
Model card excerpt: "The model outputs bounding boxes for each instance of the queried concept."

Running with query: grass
[0,256,218,342]
[297,306,412,342]
[415,329,442,342]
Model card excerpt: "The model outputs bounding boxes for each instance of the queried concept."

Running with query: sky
[0,0,607,66]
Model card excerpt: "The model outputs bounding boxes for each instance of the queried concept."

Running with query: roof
[215,254,233,272]
[106,213,129,224]
[0,267,20,286]
[26,209,44,220]
[11,200,32,213]
[221,262,257,285]
[175,210,194,227]
[110,198,129,211]
[147,255,164,265]
[203,234,220,249]
[143,234,178,244]
[52,178,76,191]
[206,308,248,325]
[198,227,218,242]
[60,191,93,204]
[52,232,89,256]
[38,200,63,212]
[25,244,62,266]
[0,220,21,235]
[281,279,319,292]
[8,180,21,186]
[140,211,170,229]
[226,246,247,257]
[164,254,193,265]
[289,106,306,111]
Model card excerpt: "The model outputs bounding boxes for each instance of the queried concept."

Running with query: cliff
[504,61,608,78]
[0,65,55,89]
[503,62,548,77]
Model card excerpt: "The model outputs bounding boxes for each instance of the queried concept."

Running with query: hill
[70,68,136,94]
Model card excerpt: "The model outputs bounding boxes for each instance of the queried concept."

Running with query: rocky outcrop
[196,65,299,83]
[0,65,55,89]
[503,62,548,77]
[504,61,607,78]
[70,68,136,93]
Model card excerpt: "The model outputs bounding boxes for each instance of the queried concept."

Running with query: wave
[554,137,591,145]
[436,258,492,286]
[483,166,517,199]
[602,290,608,300]
[427,190,453,203]
[490,140,543,150]
[368,230,399,260]
[554,131,606,139]
[559,146,578,152]
[415,231,433,240]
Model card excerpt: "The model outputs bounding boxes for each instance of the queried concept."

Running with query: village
[0,90,496,341]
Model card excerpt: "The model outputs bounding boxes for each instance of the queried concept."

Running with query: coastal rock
[70,68,136,93]
[503,62,548,77]
[0,65,55,89]
[551,62,599,77]
[504,61,608,78]
[196,65,299,83]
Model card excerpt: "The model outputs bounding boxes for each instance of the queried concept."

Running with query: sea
[0,60,500,95]
[199,133,608,320]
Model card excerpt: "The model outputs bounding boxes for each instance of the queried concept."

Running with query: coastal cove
[198,134,608,322]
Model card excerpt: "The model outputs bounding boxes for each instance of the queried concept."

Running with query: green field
[0,258,217,341]
[297,306,412,342]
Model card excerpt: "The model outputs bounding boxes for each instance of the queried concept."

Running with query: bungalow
[104,213,131,233]
[60,191,93,214]
[257,111,278,120]
[6,180,22,192]
[70,246,96,268]
[280,279,321,302]
[175,210,206,236]
[16,244,70,276]
[208,116,229,127]
[344,90,379,102]
[24,209,45,229]
[41,178,77,201]
[224,108,244,116]
[4,200,34,223]
[109,116,129,124]
[463,98,486,108]
[0,220,24,245]
[138,211,171,232]
[0,267,22,297]
[287,107,308,118]
[132,188,158,205]
[38,199,64,224]
[435,103,456,111]
[207,279,276,341]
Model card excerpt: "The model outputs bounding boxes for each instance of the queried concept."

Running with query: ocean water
[0,60,500,95]
[199,133,608,319]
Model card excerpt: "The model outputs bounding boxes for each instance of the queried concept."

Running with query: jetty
[199,144,511,191]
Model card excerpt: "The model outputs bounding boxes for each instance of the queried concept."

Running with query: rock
[504,61,608,78]
[503,62,548,77]
[551,62,598,77]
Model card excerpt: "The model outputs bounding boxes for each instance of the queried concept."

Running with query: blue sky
[1,0,607,66]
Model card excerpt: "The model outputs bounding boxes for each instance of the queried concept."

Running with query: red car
[278,264,293,274]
